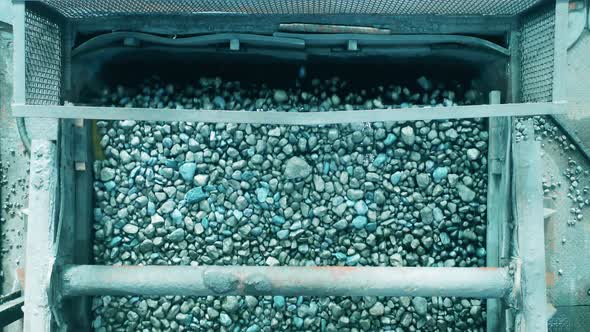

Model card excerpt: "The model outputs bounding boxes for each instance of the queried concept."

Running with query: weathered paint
[61,265,512,298]
[23,140,57,332]
[514,120,547,332]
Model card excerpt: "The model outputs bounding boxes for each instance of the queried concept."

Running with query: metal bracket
[230,38,240,50]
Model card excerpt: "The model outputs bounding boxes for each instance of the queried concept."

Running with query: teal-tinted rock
[432,167,449,183]
[273,296,286,308]
[373,153,388,168]
[293,317,304,328]
[251,227,263,236]
[323,162,330,175]
[245,325,260,332]
[384,133,397,145]
[179,162,197,182]
[213,96,226,109]
[147,201,156,216]
[272,216,286,225]
[390,171,402,185]
[104,181,116,191]
[354,200,368,215]
[171,209,183,222]
[332,252,347,260]
[346,254,361,265]
[219,313,232,327]
[109,236,122,247]
[333,219,348,230]
[352,216,368,229]
[166,229,185,243]
[185,187,208,204]
[256,187,269,203]
[277,230,290,239]
[241,171,255,181]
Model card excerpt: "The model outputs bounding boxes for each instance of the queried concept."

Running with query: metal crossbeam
[61,265,512,298]
[12,102,565,124]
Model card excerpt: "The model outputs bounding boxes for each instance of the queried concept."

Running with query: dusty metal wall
[39,0,544,17]
[519,4,556,102]
[24,6,64,105]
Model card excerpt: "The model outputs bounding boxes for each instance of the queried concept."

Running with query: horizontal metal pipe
[12,102,566,124]
[273,32,510,55]
[61,265,512,298]
[72,32,305,57]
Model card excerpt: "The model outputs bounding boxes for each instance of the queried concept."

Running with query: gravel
[91,76,488,331]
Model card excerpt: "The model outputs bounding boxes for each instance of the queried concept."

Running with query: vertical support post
[508,31,521,104]
[553,0,568,102]
[12,0,25,105]
[71,119,93,330]
[23,140,57,332]
[513,120,547,332]
[487,91,512,332]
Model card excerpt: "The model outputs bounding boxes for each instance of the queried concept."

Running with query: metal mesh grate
[519,6,555,102]
[41,0,543,18]
[25,8,62,105]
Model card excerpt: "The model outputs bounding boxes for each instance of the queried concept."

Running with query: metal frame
[0,291,24,328]
[61,265,512,298]
[513,120,547,332]
[12,0,566,330]
[12,102,566,124]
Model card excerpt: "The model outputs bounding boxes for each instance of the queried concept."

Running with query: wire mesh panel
[25,8,63,105]
[40,0,543,18]
[519,5,555,102]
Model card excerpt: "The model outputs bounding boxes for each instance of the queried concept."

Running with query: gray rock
[352,216,368,229]
[456,184,476,202]
[369,302,385,316]
[284,157,312,180]
[194,174,209,186]
[236,196,248,210]
[194,223,205,234]
[122,224,139,234]
[347,189,364,201]
[221,297,240,313]
[151,214,165,226]
[467,148,481,160]
[219,313,232,327]
[401,126,415,145]
[416,173,431,189]
[266,256,280,266]
[166,229,185,243]
[273,90,288,103]
[179,163,197,182]
[160,200,176,214]
[100,168,115,182]
[412,297,428,316]
[333,219,348,230]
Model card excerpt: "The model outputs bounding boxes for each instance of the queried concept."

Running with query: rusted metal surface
[61,265,512,298]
